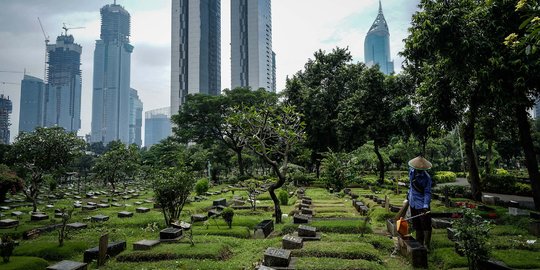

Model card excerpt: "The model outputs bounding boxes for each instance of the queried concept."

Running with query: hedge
[433,171,457,183]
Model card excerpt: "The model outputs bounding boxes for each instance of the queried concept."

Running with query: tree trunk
[485,139,493,175]
[462,108,482,201]
[515,105,540,210]
[268,162,286,224]
[374,143,385,185]
[236,148,245,176]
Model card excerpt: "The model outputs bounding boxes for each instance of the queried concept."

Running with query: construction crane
[62,23,85,36]
[38,17,49,83]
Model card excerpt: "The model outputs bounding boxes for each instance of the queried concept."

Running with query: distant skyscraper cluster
[19,33,82,134]
[170,0,276,115]
[0,95,13,144]
[364,1,394,75]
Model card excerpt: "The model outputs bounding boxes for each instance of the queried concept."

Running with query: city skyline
[0,0,420,143]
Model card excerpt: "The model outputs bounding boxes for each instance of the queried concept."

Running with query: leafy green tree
[454,208,491,270]
[321,151,351,192]
[153,167,196,226]
[222,208,235,229]
[195,178,209,195]
[10,127,85,212]
[227,103,305,223]
[0,164,23,203]
[284,48,362,177]
[94,142,141,193]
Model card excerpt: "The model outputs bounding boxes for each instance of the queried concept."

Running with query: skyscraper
[19,75,45,133]
[364,1,394,75]
[145,107,172,147]
[45,34,82,132]
[91,3,133,144]
[129,88,143,146]
[231,0,275,92]
[0,95,12,144]
[171,0,221,115]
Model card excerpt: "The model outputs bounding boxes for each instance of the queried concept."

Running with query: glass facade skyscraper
[0,95,12,144]
[45,34,82,132]
[145,107,171,148]
[129,88,143,146]
[91,3,133,144]
[231,0,275,92]
[364,1,394,75]
[171,0,221,115]
[19,75,45,133]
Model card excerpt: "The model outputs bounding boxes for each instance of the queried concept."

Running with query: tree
[222,208,234,229]
[0,164,23,203]
[10,127,85,212]
[244,179,263,211]
[153,167,195,226]
[94,142,141,193]
[454,209,491,270]
[227,103,305,223]
[283,48,361,177]
[321,151,351,192]
[172,88,275,176]
[57,208,74,247]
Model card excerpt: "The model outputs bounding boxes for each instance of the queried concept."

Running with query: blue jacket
[408,168,432,209]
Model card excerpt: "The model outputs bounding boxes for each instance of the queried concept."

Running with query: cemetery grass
[0,256,49,270]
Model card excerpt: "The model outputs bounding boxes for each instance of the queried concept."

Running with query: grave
[100,199,109,203]
[213,198,227,207]
[11,211,23,217]
[91,215,109,222]
[293,213,310,224]
[481,195,499,206]
[46,260,88,270]
[31,213,49,221]
[263,247,293,268]
[73,203,82,208]
[301,208,314,216]
[55,212,69,219]
[0,218,19,228]
[67,222,88,230]
[386,219,397,237]
[478,259,513,270]
[160,227,183,242]
[118,211,133,218]
[191,214,208,222]
[0,206,11,211]
[397,236,428,268]
[254,219,274,238]
[529,220,540,237]
[134,201,143,205]
[298,203,310,210]
[508,207,529,216]
[83,241,126,263]
[133,239,161,250]
[282,234,303,249]
[111,203,123,207]
[431,218,452,229]
[82,205,97,211]
[46,204,54,208]
[97,204,110,208]
[208,209,222,217]
[301,196,312,201]
[144,199,153,203]
[87,202,97,206]
[295,225,322,241]
[343,188,351,194]
[136,207,150,213]
[301,199,312,205]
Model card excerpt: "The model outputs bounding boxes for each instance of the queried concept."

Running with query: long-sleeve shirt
[408,168,432,209]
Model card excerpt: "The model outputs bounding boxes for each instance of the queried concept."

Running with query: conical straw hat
[408,156,432,170]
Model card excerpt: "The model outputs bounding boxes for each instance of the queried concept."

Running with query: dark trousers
[410,207,432,231]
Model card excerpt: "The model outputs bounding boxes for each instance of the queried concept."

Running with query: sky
[0,0,420,144]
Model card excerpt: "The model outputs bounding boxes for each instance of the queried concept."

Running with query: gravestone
[301,199,312,205]
[134,201,143,205]
[282,234,303,249]
[160,227,183,241]
[431,218,452,229]
[46,260,88,270]
[46,204,54,208]
[298,203,310,210]
[481,195,499,206]
[97,204,110,208]
[91,215,109,222]
[11,211,23,217]
[136,207,150,213]
[83,241,126,263]
[386,219,397,237]
[67,222,87,230]
[87,202,97,206]
[258,266,276,270]
[0,218,19,228]
[529,220,540,237]
[116,210,133,218]
[508,207,528,216]
[293,214,310,224]
[191,214,208,222]
[398,236,428,268]
[82,205,97,211]
[100,199,109,203]
[254,219,274,238]
[133,239,160,250]
[508,200,520,208]
[263,247,291,268]
[144,199,153,203]
[98,234,108,267]
[73,203,82,208]
[208,209,222,217]
[213,198,227,207]
[0,206,10,211]
[301,208,314,216]
[31,213,49,221]
[298,225,316,237]
[531,212,540,220]
[111,203,122,207]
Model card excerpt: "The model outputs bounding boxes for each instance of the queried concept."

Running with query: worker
[407,156,433,250]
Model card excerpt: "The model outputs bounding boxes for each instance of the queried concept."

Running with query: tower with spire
[364,0,394,75]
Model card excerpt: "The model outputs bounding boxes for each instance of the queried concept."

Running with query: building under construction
[0,95,13,144]
[45,34,82,132]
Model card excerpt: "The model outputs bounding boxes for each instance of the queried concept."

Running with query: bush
[321,151,352,192]
[482,174,531,196]
[195,178,210,195]
[222,208,234,229]
[453,208,491,270]
[0,235,16,262]
[433,171,457,183]
[278,189,288,206]
[495,168,509,175]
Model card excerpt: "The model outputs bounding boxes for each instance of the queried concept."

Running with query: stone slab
[160,227,182,240]
[46,260,88,270]
[82,205,97,211]
[83,241,126,263]
[118,211,133,218]
[301,208,314,216]
[431,218,452,229]
[293,214,310,224]
[133,239,161,250]
[529,220,540,237]
[31,213,49,221]
[91,215,109,222]
[67,222,87,230]
[398,236,428,268]
[292,231,322,241]
[213,198,227,207]
[263,247,291,267]
[191,214,208,222]
[11,211,23,217]
[97,204,110,208]
[136,207,150,213]
[282,234,303,249]
[0,218,19,228]
[298,225,316,237]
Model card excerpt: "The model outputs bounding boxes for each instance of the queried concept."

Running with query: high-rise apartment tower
[364,1,394,75]
[171,0,221,115]
[231,0,275,92]
[91,3,133,144]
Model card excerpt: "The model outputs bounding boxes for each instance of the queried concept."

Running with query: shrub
[321,151,352,192]
[433,171,457,183]
[495,168,509,175]
[222,208,234,229]
[278,189,288,206]
[453,208,491,270]
[153,167,196,226]
[195,178,209,195]
[482,174,531,196]
[0,235,16,262]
